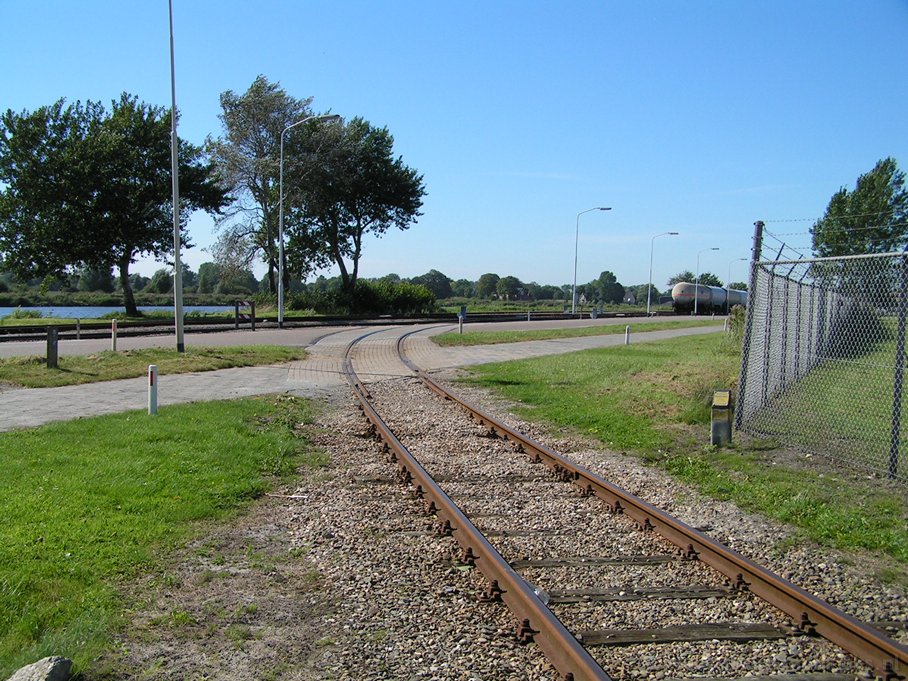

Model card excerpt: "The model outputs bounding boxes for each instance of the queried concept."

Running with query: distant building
[623,291,636,305]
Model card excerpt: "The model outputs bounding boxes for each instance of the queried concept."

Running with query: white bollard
[111,318,117,352]
[458,315,464,335]
[625,325,630,345]
[527,310,531,322]
[723,318,729,332]
[148,364,158,415]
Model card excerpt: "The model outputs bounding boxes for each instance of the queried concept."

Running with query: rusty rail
[342,336,613,681]
[393,333,907,680]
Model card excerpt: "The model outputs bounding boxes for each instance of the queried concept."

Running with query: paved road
[0,319,723,431]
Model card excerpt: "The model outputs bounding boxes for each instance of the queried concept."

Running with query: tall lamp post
[646,231,678,315]
[726,257,747,314]
[694,247,720,315]
[278,113,342,328]
[168,0,184,352]
[572,207,611,315]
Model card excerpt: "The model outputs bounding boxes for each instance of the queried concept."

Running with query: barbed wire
[765,220,908,238]
[763,208,902,224]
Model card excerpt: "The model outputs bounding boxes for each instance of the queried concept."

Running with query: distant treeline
[1,265,726,314]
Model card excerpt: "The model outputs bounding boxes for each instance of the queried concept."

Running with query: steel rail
[342,332,613,681]
[393,333,907,680]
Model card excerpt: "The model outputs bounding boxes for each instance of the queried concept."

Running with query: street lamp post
[572,207,611,315]
[278,113,342,328]
[168,0,184,352]
[646,231,679,315]
[694,247,720,315]
[726,257,747,314]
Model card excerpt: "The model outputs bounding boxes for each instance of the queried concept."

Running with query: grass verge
[433,319,722,346]
[0,395,325,678]
[463,334,908,569]
[0,345,305,388]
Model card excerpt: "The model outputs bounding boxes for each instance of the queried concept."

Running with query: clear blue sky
[2,1,907,291]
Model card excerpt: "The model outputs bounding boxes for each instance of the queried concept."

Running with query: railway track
[335,327,907,681]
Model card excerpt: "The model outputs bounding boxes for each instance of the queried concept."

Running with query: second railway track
[330,326,906,680]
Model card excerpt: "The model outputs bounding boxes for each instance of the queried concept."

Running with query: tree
[115,272,149,294]
[697,272,722,287]
[625,284,653,305]
[541,284,563,300]
[476,273,500,298]
[286,117,426,298]
[147,268,173,294]
[409,269,452,299]
[496,275,522,300]
[450,278,474,297]
[591,271,624,304]
[196,262,221,294]
[217,268,258,295]
[811,158,908,256]
[207,76,314,294]
[667,271,696,286]
[0,94,226,315]
[728,281,748,291]
[77,265,114,293]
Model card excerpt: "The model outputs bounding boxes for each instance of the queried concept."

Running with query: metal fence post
[780,276,790,391]
[889,249,907,479]
[735,220,763,429]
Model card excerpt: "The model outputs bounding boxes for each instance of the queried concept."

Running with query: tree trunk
[267,262,276,294]
[350,224,363,293]
[118,258,140,317]
[334,244,351,293]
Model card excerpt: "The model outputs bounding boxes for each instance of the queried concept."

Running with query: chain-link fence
[736,250,907,484]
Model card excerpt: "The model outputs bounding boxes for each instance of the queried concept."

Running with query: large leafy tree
[476,273,500,298]
[667,270,695,286]
[286,117,425,297]
[589,270,624,304]
[811,158,908,256]
[207,76,319,294]
[0,94,226,315]
[410,269,452,299]
[496,275,522,300]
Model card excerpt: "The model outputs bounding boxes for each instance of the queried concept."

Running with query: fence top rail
[757,250,906,267]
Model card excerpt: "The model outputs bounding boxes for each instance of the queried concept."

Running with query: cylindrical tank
[672,282,748,313]
[671,282,712,313]
[727,288,748,308]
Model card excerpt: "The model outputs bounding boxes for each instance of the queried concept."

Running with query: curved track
[338,326,906,681]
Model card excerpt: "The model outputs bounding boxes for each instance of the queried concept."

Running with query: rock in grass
[6,656,72,681]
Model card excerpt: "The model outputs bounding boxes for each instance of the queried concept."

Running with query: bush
[288,280,436,316]
[727,305,746,343]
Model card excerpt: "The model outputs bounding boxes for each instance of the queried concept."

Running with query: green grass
[0,395,325,678]
[464,334,908,566]
[743,339,906,477]
[0,315,74,327]
[0,345,305,388]
[433,319,722,347]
